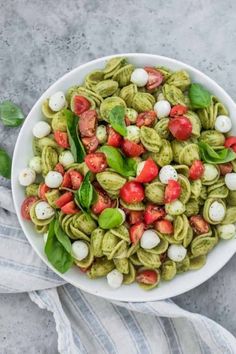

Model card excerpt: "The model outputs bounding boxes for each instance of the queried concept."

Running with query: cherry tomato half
[136,111,157,127]
[61,201,80,214]
[85,152,107,173]
[73,95,91,116]
[55,192,74,208]
[128,210,144,225]
[144,67,163,90]
[91,189,112,215]
[21,196,38,220]
[135,158,159,183]
[154,220,173,235]
[78,110,97,137]
[61,172,72,188]
[129,222,145,244]
[54,131,70,148]
[38,183,50,201]
[190,215,209,235]
[69,170,83,190]
[189,160,205,180]
[218,163,233,176]
[144,204,166,225]
[224,136,236,152]
[54,163,65,175]
[136,269,158,285]
[170,105,187,117]
[121,139,145,157]
[168,116,192,140]
[82,136,99,153]
[164,179,181,203]
[107,126,123,147]
[120,181,145,204]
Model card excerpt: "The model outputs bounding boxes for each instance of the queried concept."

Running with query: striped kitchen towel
[0,186,236,354]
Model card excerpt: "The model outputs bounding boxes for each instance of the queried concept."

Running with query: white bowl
[12,54,236,302]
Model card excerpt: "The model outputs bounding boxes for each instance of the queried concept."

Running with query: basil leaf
[54,218,72,254]
[65,109,85,163]
[98,208,123,229]
[100,146,136,177]
[0,101,24,127]
[77,171,94,210]
[199,141,236,164]
[109,106,127,137]
[0,148,11,178]
[45,220,73,273]
[189,83,211,109]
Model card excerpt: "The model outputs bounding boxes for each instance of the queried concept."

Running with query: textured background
[1,0,236,353]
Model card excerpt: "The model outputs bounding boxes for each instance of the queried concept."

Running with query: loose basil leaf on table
[0,100,25,127]
[199,141,236,164]
[108,106,127,137]
[65,109,85,163]
[0,148,11,178]
[98,208,123,229]
[54,218,72,254]
[76,171,95,210]
[189,83,211,109]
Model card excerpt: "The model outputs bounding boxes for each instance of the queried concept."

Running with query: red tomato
[85,153,107,173]
[128,210,144,225]
[136,269,158,285]
[91,189,112,215]
[38,183,50,201]
[61,201,79,214]
[164,180,181,203]
[82,136,99,153]
[61,172,72,188]
[121,139,145,157]
[55,192,74,208]
[154,220,173,234]
[144,204,166,225]
[135,158,159,183]
[73,95,91,116]
[218,163,233,176]
[170,105,187,117]
[136,111,157,127]
[129,222,145,244]
[168,116,192,140]
[107,126,123,147]
[78,110,97,137]
[21,196,38,220]
[54,131,69,148]
[189,160,205,180]
[190,215,209,235]
[69,170,83,190]
[144,67,163,90]
[224,136,236,152]
[54,163,65,175]
[120,181,145,204]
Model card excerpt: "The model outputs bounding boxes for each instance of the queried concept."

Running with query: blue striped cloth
[0,186,236,354]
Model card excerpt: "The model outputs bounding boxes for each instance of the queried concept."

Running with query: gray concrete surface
[1,0,236,352]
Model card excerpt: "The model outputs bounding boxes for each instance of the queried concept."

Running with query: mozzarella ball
[217,224,236,240]
[126,125,140,143]
[96,125,107,144]
[107,269,123,289]
[167,244,187,262]
[203,164,218,182]
[72,241,89,261]
[141,230,160,250]
[126,108,138,123]
[209,201,226,222]
[225,173,236,191]
[59,150,75,167]
[215,115,232,133]
[32,121,51,139]
[130,68,149,87]
[29,156,42,174]
[19,168,36,186]
[35,201,55,220]
[154,100,171,118]
[45,171,63,188]
[49,91,66,112]
[159,165,178,184]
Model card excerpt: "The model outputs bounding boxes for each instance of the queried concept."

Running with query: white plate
[12,53,236,302]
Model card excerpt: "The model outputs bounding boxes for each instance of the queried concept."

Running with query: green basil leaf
[77,171,94,210]
[45,220,73,273]
[0,148,11,178]
[54,218,72,254]
[189,83,211,109]
[109,106,127,137]
[100,146,136,177]
[98,208,123,229]
[0,101,24,127]
[199,141,236,164]
[65,109,85,163]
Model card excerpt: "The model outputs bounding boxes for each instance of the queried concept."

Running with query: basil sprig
[189,83,211,109]
[75,171,96,211]
[45,219,73,274]
[98,208,124,229]
[0,101,25,127]
[109,106,127,137]
[199,141,236,164]
[65,109,85,163]
[99,146,136,177]
[0,148,11,178]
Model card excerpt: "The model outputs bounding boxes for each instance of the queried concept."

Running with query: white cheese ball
[72,241,89,261]
[35,201,55,220]
[45,171,63,188]
[96,125,107,144]
[107,269,123,289]
[217,224,236,240]
[49,91,66,112]
[141,230,160,250]
[159,165,178,184]
[225,173,236,191]
[19,167,36,186]
[203,164,218,182]
[59,150,75,167]
[154,100,171,118]
[126,108,138,123]
[209,201,226,222]
[126,125,140,143]
[167,244,187,262]
[29,156,42,174]
[32,121,51,139]
[215,115,232,133]
[130,68,149,87]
